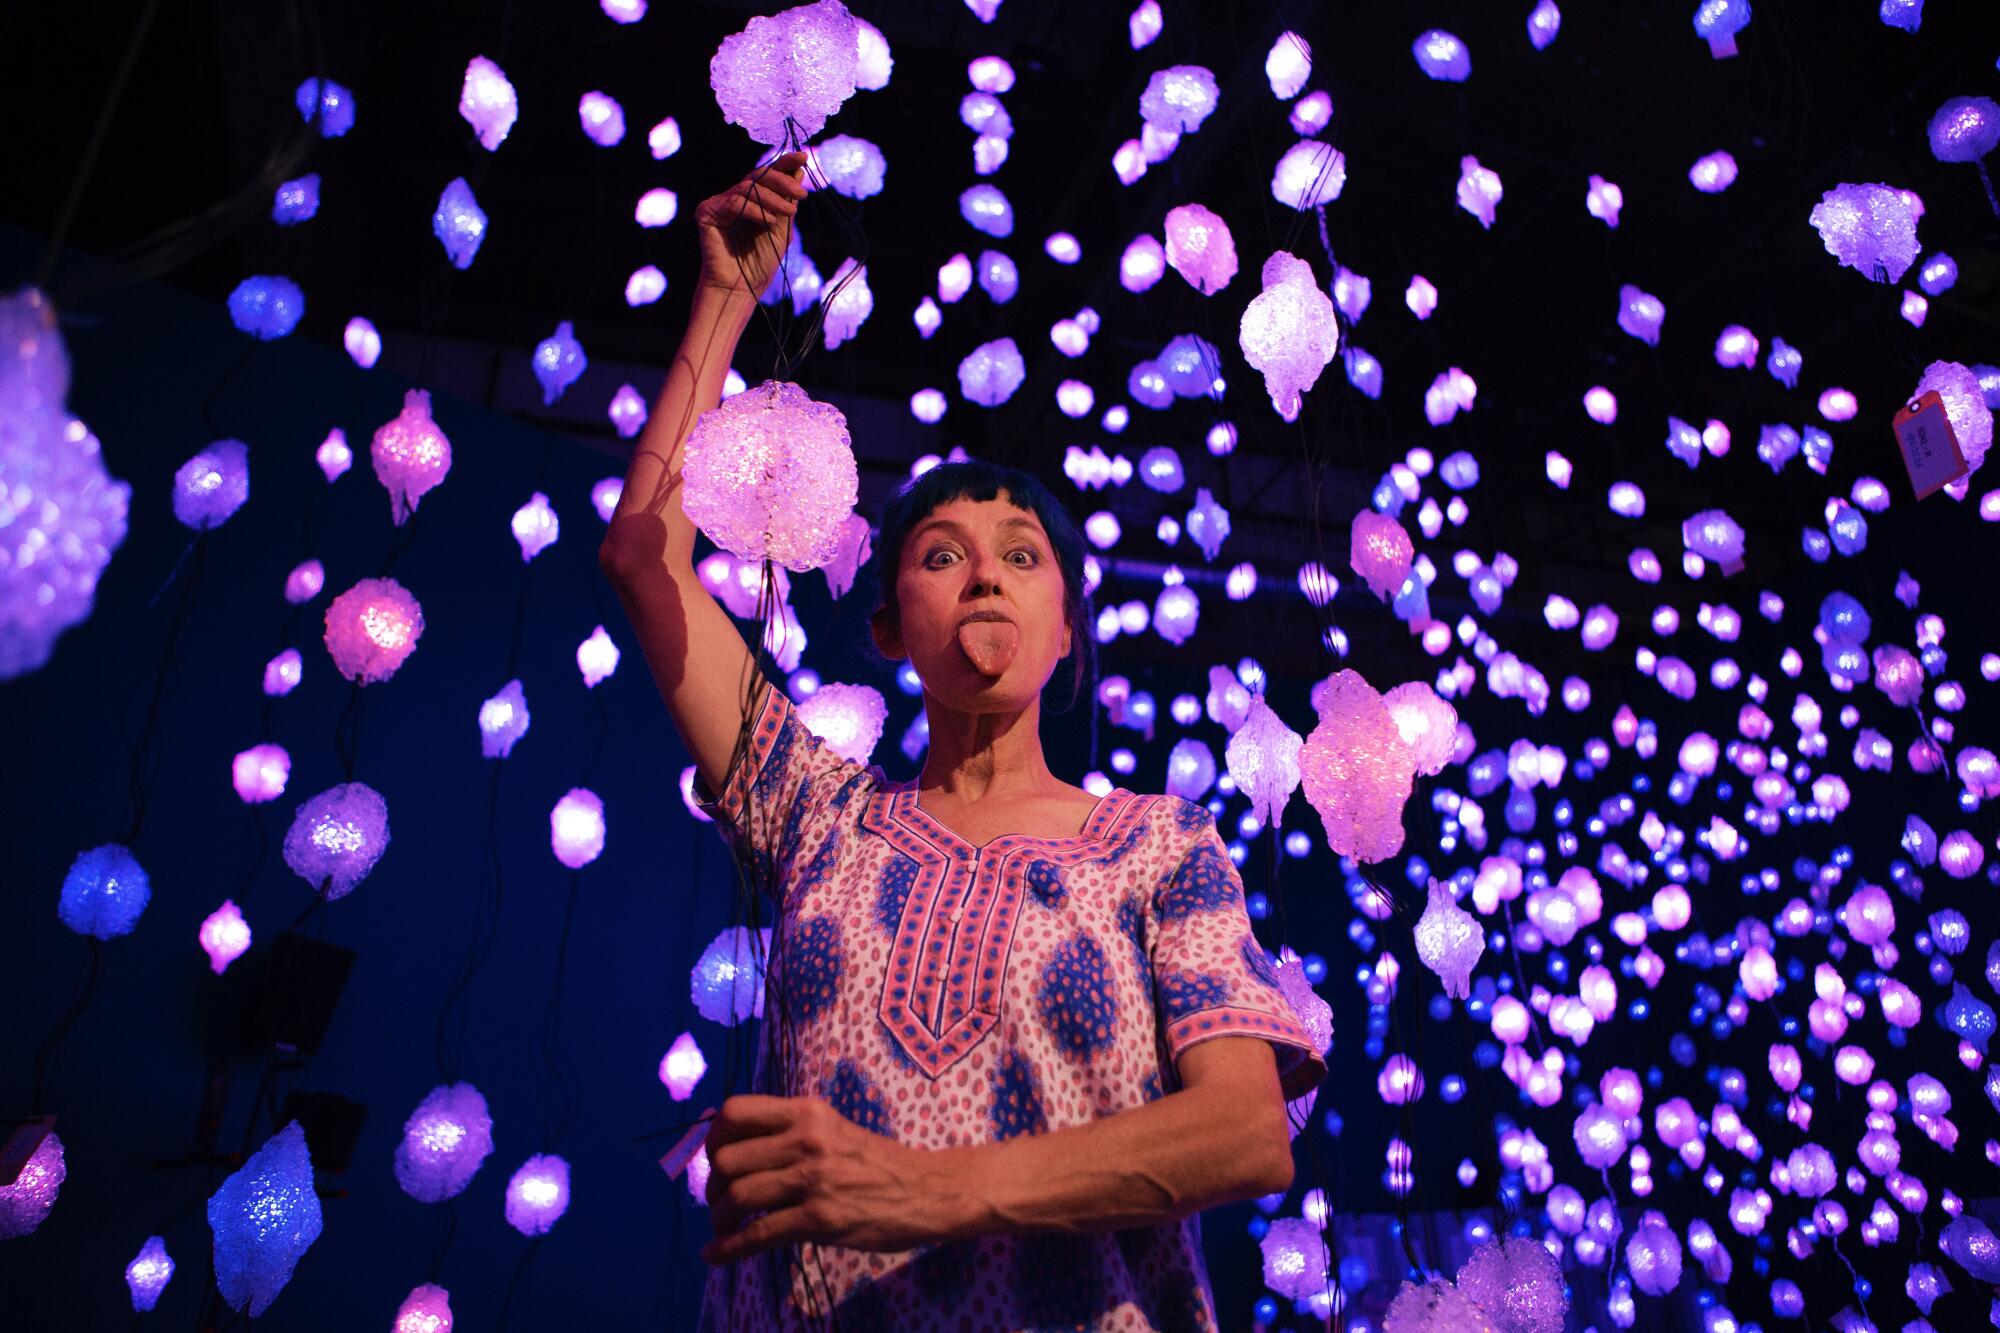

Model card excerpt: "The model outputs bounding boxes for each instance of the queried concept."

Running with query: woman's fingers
[717,180,798,223]
[709,1163,806,1237]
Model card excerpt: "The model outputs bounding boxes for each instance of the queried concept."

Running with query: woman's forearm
[920,1085,1292,1243]
[605,284,759,573]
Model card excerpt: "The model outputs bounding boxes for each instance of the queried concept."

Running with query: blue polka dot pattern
[874,856,919,938]
[1172,797,1210,832]
[1156,835,1240,921]
[779,914,843,1023]
[1037,932,1118,1062]
[794,826,842,899]
[821,1058,895,1137]
[1097,820,1148,867]
[1115,891,1151,989]
[1025,858,1066,909]
[988,1047,1049,1140]
[1240,933,1284,991]
[1159,969,1234,1022]
[1141,1070,1165,1103]
[875,1015,919,1074]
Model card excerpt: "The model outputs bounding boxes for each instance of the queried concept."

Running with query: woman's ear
[870,605,904,661]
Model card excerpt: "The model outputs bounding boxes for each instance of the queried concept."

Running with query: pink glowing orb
[1225,695,1303,829]
[459,56,517,150]
[198,899,252,974]
[323,576,424,684]
[282,558,324,605]
[1239,251,1338,422]
[709,0,861,147]
[343,318,380,369]
[796,681,887,764]
[0,1128,64,1239]
[681,380,859,571]
[231,743,291,803]
[1163,202,1238,294]
[478,679,531,758]
[503,1154,571,1235]
[1413,878,1482,999]
[1350,509,1414,599]
[1456,155,1503,228]
[1300,669,1415,863]
[394,1283,454,1333]
[370,389,452,526]
[659,1031,707,1101]
[263,648,303,696]
[1271,140,1346,209]
[511,490,559,562]
[1587,174,1623,227]
[316,429,351,482]
[551,788,606,868]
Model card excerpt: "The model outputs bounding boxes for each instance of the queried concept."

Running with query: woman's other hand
[700,1093,956,1264]
[694,152,809,301]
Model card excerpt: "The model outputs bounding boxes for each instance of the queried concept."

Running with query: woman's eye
[1009,549,1038,565]
[925,549,956,567]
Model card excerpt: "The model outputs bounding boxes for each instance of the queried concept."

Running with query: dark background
[3,0,1998,1329]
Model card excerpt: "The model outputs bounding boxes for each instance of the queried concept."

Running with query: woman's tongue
[956,618,1020,676]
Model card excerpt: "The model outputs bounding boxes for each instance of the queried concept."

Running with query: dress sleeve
[689,676,868,895]
[1148,816,1330,1103]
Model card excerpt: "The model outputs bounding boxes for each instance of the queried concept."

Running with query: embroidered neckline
[894,779,1128,856]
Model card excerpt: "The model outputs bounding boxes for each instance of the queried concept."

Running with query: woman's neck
[916,692,1061,802]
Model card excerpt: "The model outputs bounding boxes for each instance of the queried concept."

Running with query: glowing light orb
[1915,359,1993,476]
[1690,150,1739,193]
[1587,174,1622,227]
[232,742,291,803]
[503,1154,571,1236]
[1809,182,1921,282]
[432,178,487,270]
[659,1031,707,1100]
[1412,30,1471,82]
[796,681,887,763]
[459,57,517,149]
[1413,878,1482,999]
[58,843,150,939]
[1239,251,1338,422]
[271,174,318,227]
[957,337,1026,408]
[294,77,355,136]
[1260,1215,1330,1300]
[371,389,452,526]
[1226,696,1303,828]
[394,1083,495,1203]
[1455,1234,1567,1333]
[394,1284,454,1333]
[1271,140,1346,210]
[1617,285,1665,345]
[693,925,771,1024]
[1927,95,2000,164]
[532,321,587,406]
[680,380,858,570]
[1300,669,1414,863]
[323,576,423,684]
[1456,156,1503,229]
[1163,203,1238,294]
[173,438,250,530]
[709,0,861,146]
[282,782,390,901]
[125,1235,174,1312]
[1693,0,1751,58]
[959,183,1014,237]
[198,899,252,974]
[208,1122,322,1316]
[1139,65,1219,133]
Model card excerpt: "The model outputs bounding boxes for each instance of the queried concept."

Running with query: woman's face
[872,493,1073,713]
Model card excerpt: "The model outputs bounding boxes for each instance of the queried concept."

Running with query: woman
[599,154,1327,1332]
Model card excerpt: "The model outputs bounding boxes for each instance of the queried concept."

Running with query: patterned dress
[693,680,1328,1332]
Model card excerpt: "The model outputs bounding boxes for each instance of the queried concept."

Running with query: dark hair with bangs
[866,459,1096,714]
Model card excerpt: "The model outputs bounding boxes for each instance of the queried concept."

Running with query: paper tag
[1893,390,1966,499]
[658,1108,716,1180]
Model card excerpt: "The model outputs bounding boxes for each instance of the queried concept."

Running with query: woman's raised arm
[597,155,808,799]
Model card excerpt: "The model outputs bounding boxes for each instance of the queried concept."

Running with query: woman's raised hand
[694,151,810,301]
